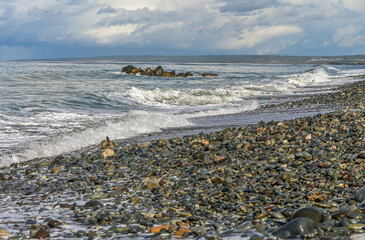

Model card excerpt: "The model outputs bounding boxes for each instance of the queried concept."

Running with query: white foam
[342,68,365,77]
[0,101,259,167]
[125,87,244,106]
[106,87,277,107]
[0,110,192,166]
[184,101,259,118]
[284,66,331,87]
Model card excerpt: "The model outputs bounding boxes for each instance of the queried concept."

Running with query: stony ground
[0,80,365,239]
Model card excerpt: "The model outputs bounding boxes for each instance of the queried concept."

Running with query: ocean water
[1,56,365,166]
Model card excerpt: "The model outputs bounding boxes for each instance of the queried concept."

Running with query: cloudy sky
[1,0,365,60]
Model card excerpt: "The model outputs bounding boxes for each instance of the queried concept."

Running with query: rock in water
[163,71,175,77]
[202,73,218,77]
[272,217,316,238]
[145,67,155,76]
[176,73,186,77]
[155,66,164,76]
[122,65,135,74]
[291,206,323,223]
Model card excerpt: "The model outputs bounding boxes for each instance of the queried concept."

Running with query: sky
[1,0,365,60]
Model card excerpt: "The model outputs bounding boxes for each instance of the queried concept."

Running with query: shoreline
[0,79,364,239]
[17,54,365,65]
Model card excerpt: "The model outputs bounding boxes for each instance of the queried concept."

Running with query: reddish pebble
[151,225,170,234]
[176,221,190,228]
[174,228,192,237]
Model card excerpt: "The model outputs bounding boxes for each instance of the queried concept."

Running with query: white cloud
[343,0,365,12]
[96,0,157,11]
[84,24,138,44]
[333,25,365,47]
[223,25,303,49]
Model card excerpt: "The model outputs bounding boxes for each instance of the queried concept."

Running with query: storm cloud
[0,0,365,59]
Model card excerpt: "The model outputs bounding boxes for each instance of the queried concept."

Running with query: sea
[1,55,365,167]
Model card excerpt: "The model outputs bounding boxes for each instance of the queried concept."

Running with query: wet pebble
[84,200,103,209]
[354,187,365,202]
[34,229,50,239]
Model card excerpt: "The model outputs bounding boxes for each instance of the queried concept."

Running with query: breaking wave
[284,66,335,87]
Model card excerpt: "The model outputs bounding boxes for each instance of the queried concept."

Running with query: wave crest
[284,66,333,87]
[125,87,245,106]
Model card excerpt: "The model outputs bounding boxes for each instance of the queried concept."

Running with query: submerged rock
[202,73,218,77]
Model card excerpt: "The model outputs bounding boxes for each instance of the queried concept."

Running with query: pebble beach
[0,79,365,239]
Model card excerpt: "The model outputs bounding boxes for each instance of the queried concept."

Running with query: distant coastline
[12,54,365,65]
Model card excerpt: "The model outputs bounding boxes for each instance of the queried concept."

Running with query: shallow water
[1,58,365,166]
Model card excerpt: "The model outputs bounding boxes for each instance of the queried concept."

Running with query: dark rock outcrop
[163,71,175,78]
[155,66,164,76]
[122,65,135,74]
[122,65,217,78]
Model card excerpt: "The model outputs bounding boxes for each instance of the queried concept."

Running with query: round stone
[291,207,323,223]
[192,151,205,160]
[354,186,365,202]
[35,229,50,239]
[281,172,291,181]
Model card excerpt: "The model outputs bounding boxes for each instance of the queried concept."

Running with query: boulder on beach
[354,186,365,202]
[272,217,316,238]
[291,206,323,223]
[101,136,117,149]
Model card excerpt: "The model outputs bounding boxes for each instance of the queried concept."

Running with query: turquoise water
[1,57,365,166]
